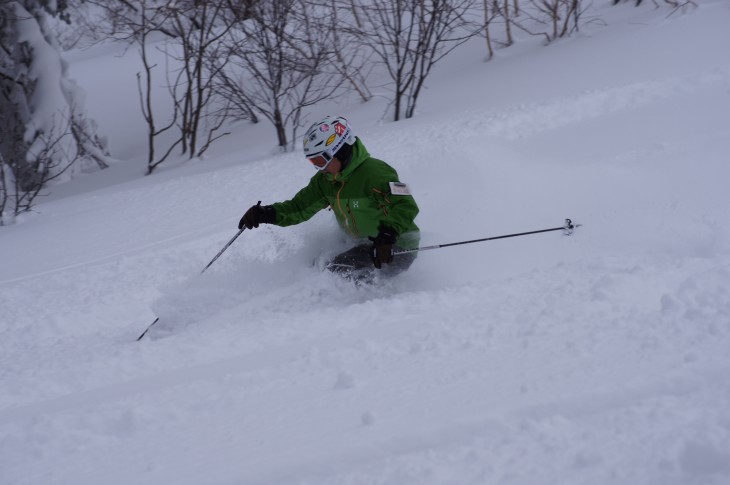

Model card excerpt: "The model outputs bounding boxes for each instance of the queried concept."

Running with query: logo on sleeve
[389,182,412,196]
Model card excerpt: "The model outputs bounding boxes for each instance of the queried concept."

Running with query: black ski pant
[326,243,416,281]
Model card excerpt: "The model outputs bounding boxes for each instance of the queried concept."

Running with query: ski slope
[2,2,730,484]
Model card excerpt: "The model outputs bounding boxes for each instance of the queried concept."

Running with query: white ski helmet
[303,115,356,171]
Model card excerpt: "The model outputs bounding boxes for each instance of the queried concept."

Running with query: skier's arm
[271,177,329,227]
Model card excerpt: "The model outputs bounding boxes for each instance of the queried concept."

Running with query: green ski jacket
[271,138,420,249]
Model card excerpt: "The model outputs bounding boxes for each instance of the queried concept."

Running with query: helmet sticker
[334,122,346,135]
[326,134,336,146]
[319,124,330,132]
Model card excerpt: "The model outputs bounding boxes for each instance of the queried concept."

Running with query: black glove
[369,227,397,269]
[238,201,276,230]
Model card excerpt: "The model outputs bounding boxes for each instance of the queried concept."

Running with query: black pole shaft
[200,227,245,274]
[136,317,159,341]
[136,228,246,341]
[393,220,576,256]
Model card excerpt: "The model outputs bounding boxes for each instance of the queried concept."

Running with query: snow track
[3,251,729,484]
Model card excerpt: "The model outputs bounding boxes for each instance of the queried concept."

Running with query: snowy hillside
[2,2,730,484]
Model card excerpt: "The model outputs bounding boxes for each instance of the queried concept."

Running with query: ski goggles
[308,151,334,171]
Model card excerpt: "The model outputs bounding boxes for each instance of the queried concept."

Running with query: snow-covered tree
[0,0,108,225]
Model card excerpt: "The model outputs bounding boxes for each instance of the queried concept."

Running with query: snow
[14,2,66,141]
[2,2,730,484]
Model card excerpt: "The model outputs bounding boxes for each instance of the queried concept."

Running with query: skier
[238,115,420,280]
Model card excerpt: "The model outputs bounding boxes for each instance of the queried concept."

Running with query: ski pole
[136,227,246,341]
[393,218,580,256]
[200,227,245,274]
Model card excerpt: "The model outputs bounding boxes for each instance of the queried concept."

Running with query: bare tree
[612,0,698,12]
[216,0,344,149]
[352,0,481,121]
[538,0,581,40]
[329,0,374,103]
[0,157,9,223]
[130,1,184,174]
[163,1,234,159]
[81,0,184,174]
[665,0,698,15]
[137,19,182,173]
[503,0,585,44]
[502,0,514,46]
[482,0,507,60]
[79,0,237,174]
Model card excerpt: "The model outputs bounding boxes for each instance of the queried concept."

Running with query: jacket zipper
[336,180,354,236]
[346,203,359,235]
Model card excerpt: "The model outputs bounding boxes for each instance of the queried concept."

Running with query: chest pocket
[328,194,378,238]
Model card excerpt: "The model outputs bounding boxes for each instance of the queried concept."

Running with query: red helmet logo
[333,122,346,136]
